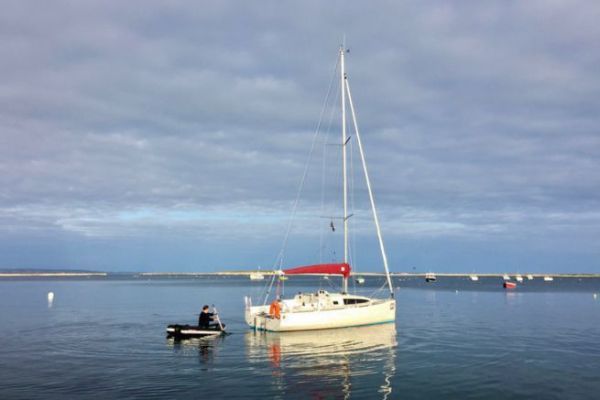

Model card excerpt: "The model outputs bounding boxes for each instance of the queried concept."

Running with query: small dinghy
[167,305,226,339]
[166,324,226,339]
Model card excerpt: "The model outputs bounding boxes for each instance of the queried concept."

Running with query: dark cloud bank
[1,1,599,272]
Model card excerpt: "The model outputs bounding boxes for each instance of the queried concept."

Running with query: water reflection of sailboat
[245,324,397,399]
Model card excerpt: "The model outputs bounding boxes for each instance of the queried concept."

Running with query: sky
[1,1,599,273]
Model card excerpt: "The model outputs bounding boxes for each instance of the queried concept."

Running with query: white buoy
[47,291,54,307]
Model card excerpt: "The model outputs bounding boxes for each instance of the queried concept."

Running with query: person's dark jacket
[198,311,214,328]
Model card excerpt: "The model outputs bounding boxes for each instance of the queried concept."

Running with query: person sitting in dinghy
[198,305,217,329]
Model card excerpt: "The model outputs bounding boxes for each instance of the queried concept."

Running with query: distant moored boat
[470,275,479,281]
[250,272,265,281]
[425,273,436,282]
[544,276,554,282]
[527,274,534,280]
[503,281,517,289]
[515,274,523,282]
[503,274,511,281]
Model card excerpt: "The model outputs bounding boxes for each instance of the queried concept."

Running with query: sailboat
[244,47,396,332]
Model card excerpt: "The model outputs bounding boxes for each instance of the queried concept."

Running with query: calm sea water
[1,276,599,399]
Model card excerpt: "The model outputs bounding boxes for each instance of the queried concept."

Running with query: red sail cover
[283,263,351,278]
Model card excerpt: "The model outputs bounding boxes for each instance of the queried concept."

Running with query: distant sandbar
[0,272,108,278]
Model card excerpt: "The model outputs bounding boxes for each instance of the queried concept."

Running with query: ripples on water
[0,277,599,399]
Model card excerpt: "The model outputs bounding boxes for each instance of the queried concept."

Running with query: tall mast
[340,46,349,294]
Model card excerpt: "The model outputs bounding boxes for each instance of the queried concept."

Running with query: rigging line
[345,77,394,298]
[274,55,340,269]
[279,276,285,298]
[319,85,337,262]
[319,134,325,264]
[257,274,270,297]
[347,135,356,293]
[320,77,341,263]
[326,79,341,140]
[349,124,357,278]
[324,275,339,291]
[320,77,341,264]
[369,278,390,298]
[262,273,277,306]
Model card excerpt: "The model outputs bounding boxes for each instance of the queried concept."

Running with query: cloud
[1,0,600,271]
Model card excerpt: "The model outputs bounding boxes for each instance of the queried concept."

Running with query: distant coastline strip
[2,271,599,278]
[136,272,600,278]
[0,272,108,277]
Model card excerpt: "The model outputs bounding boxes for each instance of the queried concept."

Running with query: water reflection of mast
[379,338,396,400]
[245,323,397,398]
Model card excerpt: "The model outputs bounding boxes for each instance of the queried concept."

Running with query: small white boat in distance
[544,276,554,282]
[470,275,479,281]
[503,274,511,281]
[355,276,365,284]
[249,272,265,281]
[515,274,523,282]
[425,273,436,282]
[527,274,534,280]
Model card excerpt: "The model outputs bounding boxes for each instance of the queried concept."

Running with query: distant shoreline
[0,272,108,278]
[2,271,599,279]
[139,272,600,278]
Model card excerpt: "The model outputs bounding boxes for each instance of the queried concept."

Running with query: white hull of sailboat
[246,298,395,332]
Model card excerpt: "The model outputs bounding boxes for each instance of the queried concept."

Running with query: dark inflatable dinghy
[166,324,226,339]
